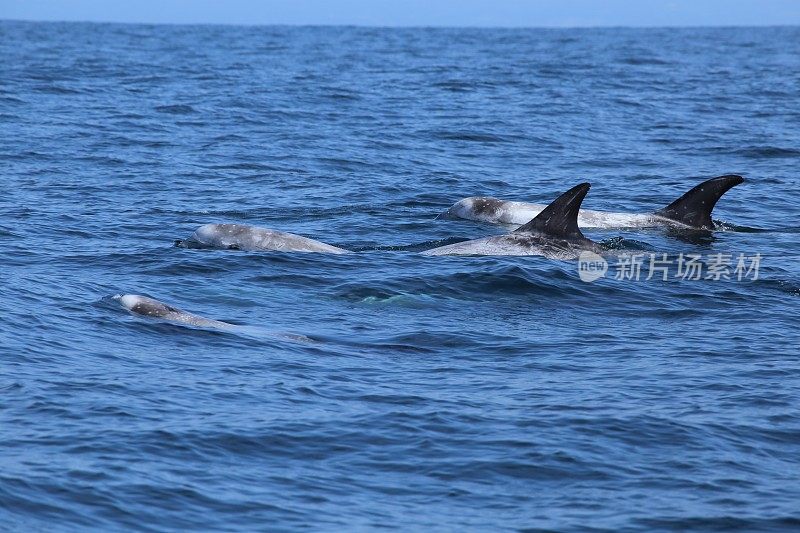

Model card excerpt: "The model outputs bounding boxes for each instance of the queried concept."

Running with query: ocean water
[2,20,800,531]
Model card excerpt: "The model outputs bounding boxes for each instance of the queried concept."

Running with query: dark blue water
[2,20,800,531]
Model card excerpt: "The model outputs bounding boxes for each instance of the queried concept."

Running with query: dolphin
[444,175,744,230]
[423,182,606,259]
[176,223,349,254]
[115,294,235,329]
[114,294,313,342]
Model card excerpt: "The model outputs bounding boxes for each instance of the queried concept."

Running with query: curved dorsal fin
[654,175,744,229]
[514,183,590,241]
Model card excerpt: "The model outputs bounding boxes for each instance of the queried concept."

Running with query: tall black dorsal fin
[514,182,590,241]
[654,175,744,229]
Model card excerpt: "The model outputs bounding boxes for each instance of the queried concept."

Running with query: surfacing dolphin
[423,182,605,259]
[115,294,235,330]
[115,294,313,342]
[444,175,744,230]
[176,223,349,254]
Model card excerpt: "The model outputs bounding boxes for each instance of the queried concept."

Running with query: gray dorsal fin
[514,182,590,240]
[654,175,744,229]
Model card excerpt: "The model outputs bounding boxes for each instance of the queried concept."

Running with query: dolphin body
[423,182,606,259]
[115,294,313,342]
[115,294,234,330]
[444,175,744,230]
[176,223,349,254]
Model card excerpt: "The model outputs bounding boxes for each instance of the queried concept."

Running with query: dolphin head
[115,294,179,318]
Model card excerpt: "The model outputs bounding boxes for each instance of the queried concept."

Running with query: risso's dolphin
[444,175,744,230]
[176,223,349,254]
[115,294,313,342]
[423,182,606,259]
[115,294,234,330]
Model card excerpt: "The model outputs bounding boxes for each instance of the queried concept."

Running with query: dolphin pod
[116,175,747,331]
[170,176,744,260]
[444,175,744,230]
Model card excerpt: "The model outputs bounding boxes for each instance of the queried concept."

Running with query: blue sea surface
[2,21,800,531]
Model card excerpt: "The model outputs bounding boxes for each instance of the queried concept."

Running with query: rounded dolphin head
[175,223,229,249]
[115,294,179,318]
[193,223,225,242]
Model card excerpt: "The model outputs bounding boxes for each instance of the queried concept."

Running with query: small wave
[108,135,174,148]
[74,155,126,166]
[754,279,800,296]
[432,80,496,92]
[635,516,800,531]
[333,263,592,302]
[205,162,282,171]
[32,84,81,95]
[0,95,25,104]
[735,146,800,158]
[713,221,769,233]
[317,157,374,169]
[599,237,656,251]
[0,226,21,239]
[357,293,442,308]
[615,97,648,108]
[205,133,247,143]
[155,104,197,114]
[320,90,361,101]
[699,145,800,158]
[430,131,519,143]
[619,56,671,66]
[365,237,468,253]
